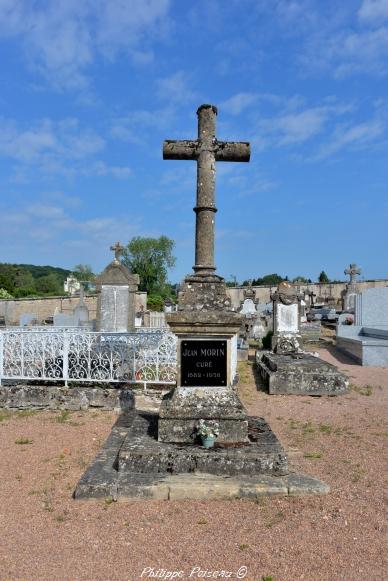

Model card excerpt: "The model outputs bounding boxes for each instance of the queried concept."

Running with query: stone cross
[110,241,124,263]
[163,104,250,276]
[344,263,361,283]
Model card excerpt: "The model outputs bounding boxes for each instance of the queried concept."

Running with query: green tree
[0,273,14,294]
[0,288,13,299]
[73,264,95,282]
[318,270,330,283]
[292,276,309,283]
[122,236,176,296]
[35,273,63,295]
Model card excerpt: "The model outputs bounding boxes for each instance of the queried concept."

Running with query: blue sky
[0,0,387,284]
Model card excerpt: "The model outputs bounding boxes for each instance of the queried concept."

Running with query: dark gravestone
[181,340,227,387]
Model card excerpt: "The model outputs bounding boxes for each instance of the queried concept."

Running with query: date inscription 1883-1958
[181,340,227,387]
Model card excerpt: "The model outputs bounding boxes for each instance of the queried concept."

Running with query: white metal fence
[0,329,177,388]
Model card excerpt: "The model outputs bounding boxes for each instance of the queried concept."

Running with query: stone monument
[343,263,361,311]
[159,104,252,444]
[95,242,139,332]
[75,105,329,500]
[271,281,303,353]
[257,281,349,395]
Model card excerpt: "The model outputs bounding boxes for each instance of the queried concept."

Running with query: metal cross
[344,263,361,283]
[110,241,124,263]
[163,104,250,276]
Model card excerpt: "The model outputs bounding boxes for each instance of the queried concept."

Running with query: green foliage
[147,294,166,312]
[35,273,63,295]
[292,276,309,283]
[0,263,71,298]
[318,270,330,283]
[262,330,273,349]
[0,273,14,293]
[72,264,95,281]
[246,273,286,286]
[0,288,13,299]
[122,236,176,296]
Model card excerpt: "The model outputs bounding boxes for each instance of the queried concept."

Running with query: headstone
[271,282,303,353]
[19,313,38,326]
[53,312,76,327]
[343,263,361,310]
[256,281,348,395]
[354,287,388,327]
[336,287,388,365]
[73,284,90,327]
[95,242,139,332]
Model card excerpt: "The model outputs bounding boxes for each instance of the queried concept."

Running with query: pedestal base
[256,351,349,395]
[158,386,248,443]
[74,412,330,501]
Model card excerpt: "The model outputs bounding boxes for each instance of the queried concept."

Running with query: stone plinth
[120,412,287,476]
[158,387,248,443]
[161,302,247,444]
[256,351,349,395]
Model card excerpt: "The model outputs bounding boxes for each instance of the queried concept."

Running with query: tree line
[0,235,337,307]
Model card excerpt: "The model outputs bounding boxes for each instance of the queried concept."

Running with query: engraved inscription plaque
[181,340,227,387]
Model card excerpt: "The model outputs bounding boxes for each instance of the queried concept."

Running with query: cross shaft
[163,104,250,276]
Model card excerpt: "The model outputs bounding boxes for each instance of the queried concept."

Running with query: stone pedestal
[160,289,248,444]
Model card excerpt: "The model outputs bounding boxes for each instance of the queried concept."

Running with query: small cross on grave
[163,104,250,276]
[344,263,361,284]
[110,241,124,264]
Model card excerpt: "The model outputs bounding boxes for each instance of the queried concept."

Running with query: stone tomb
[336,287,388,365]
[75,104,328,500]
[256,282,348,395]
[95,242,139,332]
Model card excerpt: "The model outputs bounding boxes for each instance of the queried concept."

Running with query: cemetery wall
[0,292,147,325]
[226,280,388,309]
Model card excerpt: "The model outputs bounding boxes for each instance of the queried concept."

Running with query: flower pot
[201,436,215,449]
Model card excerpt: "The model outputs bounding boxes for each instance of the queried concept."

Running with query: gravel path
[0,347,386,581]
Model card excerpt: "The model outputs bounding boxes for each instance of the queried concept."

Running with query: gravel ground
[0,346,386,581]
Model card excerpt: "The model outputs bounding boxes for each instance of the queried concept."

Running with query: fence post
[63,333,69,387]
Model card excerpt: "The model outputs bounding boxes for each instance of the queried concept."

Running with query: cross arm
[215,141,250,162]
[163,140,198,160]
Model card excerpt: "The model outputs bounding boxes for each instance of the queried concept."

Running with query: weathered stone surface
[74,413,329,501]
[163,104,250,277]
[119,412,288,476]
[286,473,330,495]
[256,351,349,395]
[0,383,134,411]
[158,387,248,443]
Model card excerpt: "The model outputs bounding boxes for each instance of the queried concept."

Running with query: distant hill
[0,263,72,298]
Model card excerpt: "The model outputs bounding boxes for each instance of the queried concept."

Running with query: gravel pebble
[0,347,386,581]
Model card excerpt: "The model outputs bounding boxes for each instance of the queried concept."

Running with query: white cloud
[358,0,388,24]
[221,93,258,115]
[0,117,104,165]
[156,71,197,104]
[314,118,385,160]
[0,0,172,90]
[110,108,175,144]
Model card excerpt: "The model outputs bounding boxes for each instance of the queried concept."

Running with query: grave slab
[256,351,349,395]
[74,412,329,501]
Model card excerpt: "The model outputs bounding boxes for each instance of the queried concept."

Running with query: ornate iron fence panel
[0,330,177,387]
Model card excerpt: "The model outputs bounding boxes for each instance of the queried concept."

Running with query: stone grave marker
[75,104,330,501]
[95,242,139,332]
[343,263,361,310]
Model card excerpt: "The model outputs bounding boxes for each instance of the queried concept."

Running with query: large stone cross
[110,241,124,263]
[344,263,361,283]
[163,104,250,276]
